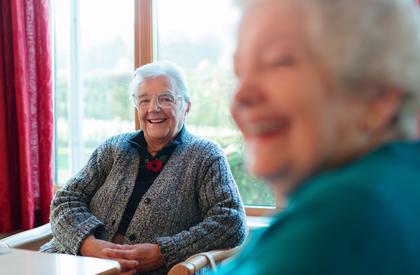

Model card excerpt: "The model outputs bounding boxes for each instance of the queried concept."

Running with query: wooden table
[0,247,121,274]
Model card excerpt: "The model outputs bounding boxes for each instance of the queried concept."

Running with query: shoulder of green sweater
[273,140,420,235]
[229,142,420,275]
[290,140,420,205]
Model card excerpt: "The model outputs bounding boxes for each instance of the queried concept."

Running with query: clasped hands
[80,235,165,274]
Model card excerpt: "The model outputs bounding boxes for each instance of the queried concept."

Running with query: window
[153,0,275,206]
[52,0,276,207]
[52,0,134,183]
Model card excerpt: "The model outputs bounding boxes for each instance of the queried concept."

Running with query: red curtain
[0,0,53,233]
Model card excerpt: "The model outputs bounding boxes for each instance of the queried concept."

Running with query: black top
[116,126,185,235]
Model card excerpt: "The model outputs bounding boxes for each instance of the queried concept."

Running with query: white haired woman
[41,61,247,274]
[217,0,420,274]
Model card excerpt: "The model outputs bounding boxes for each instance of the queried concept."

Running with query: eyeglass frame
[132,91,185,110]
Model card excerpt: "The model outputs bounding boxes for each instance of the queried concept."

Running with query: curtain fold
[0,0,53,233]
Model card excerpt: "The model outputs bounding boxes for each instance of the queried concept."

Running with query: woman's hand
[80,235,116,258]
[80,235,139,273]
[103,243,165,272]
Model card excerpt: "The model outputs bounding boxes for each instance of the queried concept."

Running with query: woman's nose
[233,75,264,107]
[148,96,161,111]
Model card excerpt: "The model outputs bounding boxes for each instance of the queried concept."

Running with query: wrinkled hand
[80,235,139,273]
[103,243,165,272]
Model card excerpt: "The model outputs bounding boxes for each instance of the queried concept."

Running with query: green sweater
[217,141,420,275]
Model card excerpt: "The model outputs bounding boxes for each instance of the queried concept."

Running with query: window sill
[54,184,281,226]
[246,215,272,230]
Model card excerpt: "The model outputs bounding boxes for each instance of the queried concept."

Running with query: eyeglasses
[132,92,183,109]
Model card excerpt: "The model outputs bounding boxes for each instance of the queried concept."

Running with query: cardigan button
[144,197,151,204]
[129,234,137,242]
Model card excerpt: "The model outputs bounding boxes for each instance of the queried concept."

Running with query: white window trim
[68,0,85,175]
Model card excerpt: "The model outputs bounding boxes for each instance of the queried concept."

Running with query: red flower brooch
[146,159,163,173]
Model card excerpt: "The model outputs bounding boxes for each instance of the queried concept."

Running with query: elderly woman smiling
[41,61,247,274]
[217,0,420,274]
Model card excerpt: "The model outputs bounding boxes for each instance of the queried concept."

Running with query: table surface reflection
[0,247,120,275]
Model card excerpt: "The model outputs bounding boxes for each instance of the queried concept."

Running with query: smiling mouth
[246,119,291,136]
[147,119,167,124]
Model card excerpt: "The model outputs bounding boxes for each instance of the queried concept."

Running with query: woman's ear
[185,101,191,114]
[366,86,403,132]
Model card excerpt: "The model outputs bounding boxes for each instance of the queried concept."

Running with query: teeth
[246,121,288,135]
[148,119,165,124]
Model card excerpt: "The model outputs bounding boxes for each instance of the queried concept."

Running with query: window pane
[155,0,275,206]
[53,0,70,183]
[53,0,134,184]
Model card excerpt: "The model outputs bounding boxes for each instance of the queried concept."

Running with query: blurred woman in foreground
[219,0,420,274]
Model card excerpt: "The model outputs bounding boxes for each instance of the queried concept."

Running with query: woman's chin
[249,163,288,182]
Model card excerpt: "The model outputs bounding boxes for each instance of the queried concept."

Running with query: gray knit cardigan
[40,129,247,274]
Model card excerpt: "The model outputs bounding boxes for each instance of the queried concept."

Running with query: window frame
[134,0,154,130]
[53,0,283,215]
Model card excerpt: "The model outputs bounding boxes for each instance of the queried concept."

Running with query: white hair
[130,60,191,103]
[243,0,420,137]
